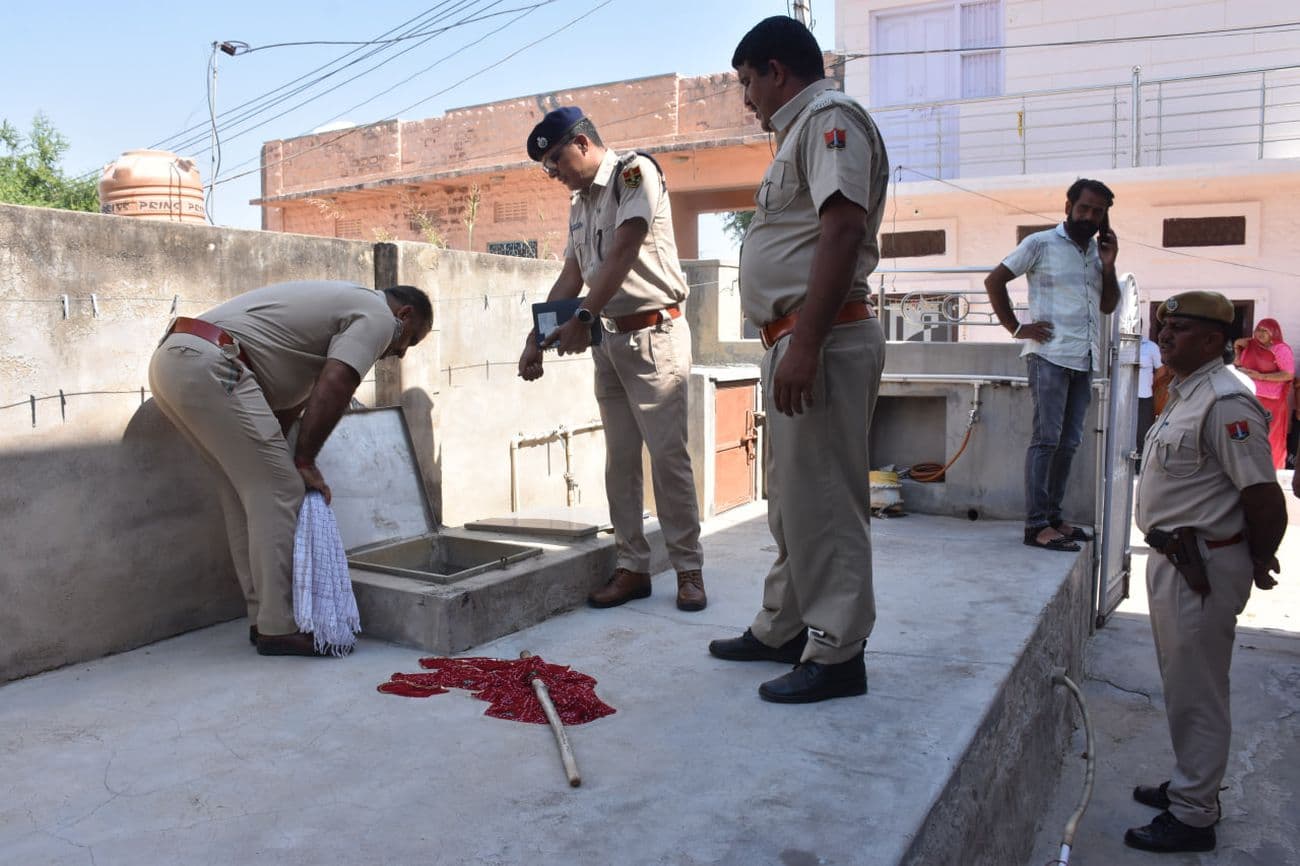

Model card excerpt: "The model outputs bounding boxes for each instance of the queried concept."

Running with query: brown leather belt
[166,316,251,367]
[1205,532,1244,549]
[760,300,875,349]
[604,304,681,334]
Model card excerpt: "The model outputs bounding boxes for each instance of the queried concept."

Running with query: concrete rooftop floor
[2,491,1294,866]
[2,502,1081,866]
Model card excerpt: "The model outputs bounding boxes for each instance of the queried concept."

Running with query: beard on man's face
[1065,216,1098,238]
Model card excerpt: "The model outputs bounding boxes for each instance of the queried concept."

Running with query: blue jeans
[1025,355,1093,531]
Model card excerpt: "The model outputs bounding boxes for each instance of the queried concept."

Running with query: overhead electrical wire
[208,0,555,183]
[225,2,553,53]
[210,0,615,188]
[70,0,474,181]
[165,0,504,160]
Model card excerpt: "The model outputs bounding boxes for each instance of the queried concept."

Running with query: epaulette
[806,89,873,133]
[613,150,667,202]
[1208,365,1258,402]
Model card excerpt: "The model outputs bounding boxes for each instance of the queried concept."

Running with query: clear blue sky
[3,0,835,252]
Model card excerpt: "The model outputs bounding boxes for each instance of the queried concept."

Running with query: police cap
[1155,291,1235,326]
[527,106,586,162]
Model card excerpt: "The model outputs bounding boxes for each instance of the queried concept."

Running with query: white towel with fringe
[293,491,361,655]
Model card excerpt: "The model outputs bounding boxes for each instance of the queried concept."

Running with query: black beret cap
[527,106,586,161]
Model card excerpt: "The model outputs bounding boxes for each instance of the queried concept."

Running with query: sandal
[1051,520,1093,542]
[1024,528,1081,552]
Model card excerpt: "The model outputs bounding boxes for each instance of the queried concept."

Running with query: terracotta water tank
[98,150,205,223]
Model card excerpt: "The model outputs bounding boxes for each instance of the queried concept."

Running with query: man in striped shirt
[985,179,1120,551]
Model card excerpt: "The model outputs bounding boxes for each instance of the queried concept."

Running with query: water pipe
[1051,667,1096,866]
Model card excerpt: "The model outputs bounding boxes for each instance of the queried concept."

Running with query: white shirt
[1001,223,1104,372]
[1138,339,1161,398]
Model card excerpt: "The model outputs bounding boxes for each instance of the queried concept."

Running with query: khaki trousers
[1147,539,1254,828]
[149,333,303,636]
[592,315,702,574]
[750,320,885,665]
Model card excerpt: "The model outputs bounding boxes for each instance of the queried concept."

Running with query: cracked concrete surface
[1027,475,1300,865]
[2,504,1084,866]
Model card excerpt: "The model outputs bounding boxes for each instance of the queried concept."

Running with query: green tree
[720,210,754,248]
[0,114,99,212]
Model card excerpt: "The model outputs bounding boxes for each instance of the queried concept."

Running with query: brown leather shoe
[676,570,707,611]
[587,568,652,608]
[255,631,341,657]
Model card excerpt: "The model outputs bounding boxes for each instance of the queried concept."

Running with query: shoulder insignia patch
[1226,420,1251,441]
[824,128,846,149]
[620,165,643,189]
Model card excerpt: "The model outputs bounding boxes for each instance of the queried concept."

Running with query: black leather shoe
[708,628,806,663]
[249,626,258,646]
[1124,811,1215,853]
[1133,781,1171,810]
[758,655,867,704]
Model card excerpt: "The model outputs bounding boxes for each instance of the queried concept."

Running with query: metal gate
[1093,273,1142,628]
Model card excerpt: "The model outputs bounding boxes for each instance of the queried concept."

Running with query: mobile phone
[1098,213,1111,246]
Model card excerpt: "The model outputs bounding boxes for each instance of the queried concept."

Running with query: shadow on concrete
[0,399,241,683]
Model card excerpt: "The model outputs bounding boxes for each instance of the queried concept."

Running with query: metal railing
[871,63,1300,180]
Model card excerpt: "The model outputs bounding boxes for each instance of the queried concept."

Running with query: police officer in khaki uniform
[1127,291,1285,853]
[149,281,432,657]
[707,17,889,704]
[517,107,706,612]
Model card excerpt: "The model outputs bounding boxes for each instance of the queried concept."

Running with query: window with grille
[1162,217,1246,248]
[960,1,1002,99]
[494,200,528,223]
[881,230,946,258]
[487,240,538,258]
[1016,224,1056,243]
[335,218,362,239]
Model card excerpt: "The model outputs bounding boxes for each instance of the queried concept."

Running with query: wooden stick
[520,651,581,787]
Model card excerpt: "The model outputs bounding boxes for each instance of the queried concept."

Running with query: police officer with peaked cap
[1127,290,1285,853]
[517,106,706,613]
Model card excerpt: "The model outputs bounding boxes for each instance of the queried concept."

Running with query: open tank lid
[314,407,436,552]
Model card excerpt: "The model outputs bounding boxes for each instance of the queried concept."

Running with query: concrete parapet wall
[683,260,1100,524]
[901,547,1092,865]
[0,204,608,683]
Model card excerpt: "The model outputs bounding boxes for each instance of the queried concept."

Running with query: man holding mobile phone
[984,179,1120,551]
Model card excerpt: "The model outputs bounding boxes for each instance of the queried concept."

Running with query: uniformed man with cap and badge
[706,16,889,704]
[516,106,707,613]
[1127,290,1285,853]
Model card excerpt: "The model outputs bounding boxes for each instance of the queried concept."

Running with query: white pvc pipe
[508,421,604,512]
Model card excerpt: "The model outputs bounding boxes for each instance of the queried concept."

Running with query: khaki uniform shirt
[205,280,398,410]
[1137,358,1275,537]
[564,149,690,318]
[739,79,890,325]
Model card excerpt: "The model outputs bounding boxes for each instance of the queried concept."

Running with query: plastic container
[98,149,205,223]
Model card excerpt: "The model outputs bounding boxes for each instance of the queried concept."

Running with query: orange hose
[910,424,975,483]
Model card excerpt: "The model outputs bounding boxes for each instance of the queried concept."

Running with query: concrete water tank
[98,150,205,223]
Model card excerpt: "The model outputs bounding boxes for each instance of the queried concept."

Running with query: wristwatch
[575,307,595,325]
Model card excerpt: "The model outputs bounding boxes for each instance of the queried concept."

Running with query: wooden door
[714,381,758,513]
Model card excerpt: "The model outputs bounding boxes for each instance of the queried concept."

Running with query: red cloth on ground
[377,655,616,726]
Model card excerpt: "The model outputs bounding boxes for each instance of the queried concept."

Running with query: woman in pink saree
[1234,318,1294,468]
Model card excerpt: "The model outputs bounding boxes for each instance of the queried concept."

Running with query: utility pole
[792,0,811,26]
